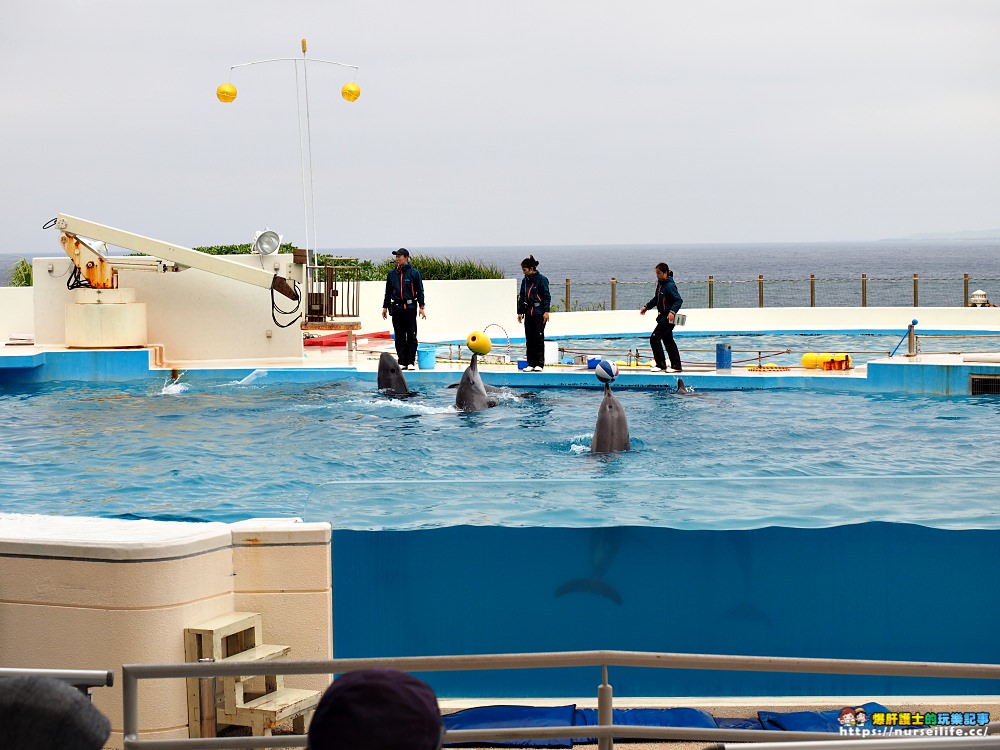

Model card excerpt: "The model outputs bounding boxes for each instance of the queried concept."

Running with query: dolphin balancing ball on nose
[591,360,630,453]
[466,331,492,355]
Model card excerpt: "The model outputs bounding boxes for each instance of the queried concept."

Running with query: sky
[2,1,999,255]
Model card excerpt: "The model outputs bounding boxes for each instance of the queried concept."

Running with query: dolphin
[455,353,498,412]
[591,383,630,453]
[377,352,409,396]
[554,528,624,606]
[676,377,688,394]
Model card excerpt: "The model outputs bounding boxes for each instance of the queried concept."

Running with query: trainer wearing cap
[308,668,443,750]
[382,249,426,371]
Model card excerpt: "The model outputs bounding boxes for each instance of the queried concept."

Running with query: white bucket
[544,340,559,365]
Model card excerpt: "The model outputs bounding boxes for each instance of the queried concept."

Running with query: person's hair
[655,262,670,274]
[520,255,539,270]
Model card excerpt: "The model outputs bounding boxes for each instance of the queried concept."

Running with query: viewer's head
[392,248,410,267]
[520,255,539,275]
[0,675,112,750]
[308,668,443,750]
[655,262,671,279]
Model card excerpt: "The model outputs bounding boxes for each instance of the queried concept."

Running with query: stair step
[224,687,322,726]
[186,611,261,639]
[219,644,291,664]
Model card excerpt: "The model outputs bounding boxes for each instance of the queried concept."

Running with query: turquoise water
[2,342,999,530]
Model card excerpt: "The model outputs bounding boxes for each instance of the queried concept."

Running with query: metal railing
[122,650,1000,750]
[557,274,1000,312]
[0,666,114,698]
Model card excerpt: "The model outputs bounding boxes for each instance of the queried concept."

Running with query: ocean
[4,239,999,307]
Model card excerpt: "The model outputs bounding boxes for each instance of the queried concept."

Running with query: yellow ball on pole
[341,82,361,102]
[216,83,237,103]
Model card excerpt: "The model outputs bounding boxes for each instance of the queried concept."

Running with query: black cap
[392,248,410,257]
[0,676,112,750]
[308,669,442,750]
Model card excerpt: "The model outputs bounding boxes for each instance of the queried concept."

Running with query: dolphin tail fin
[554,578,623,606]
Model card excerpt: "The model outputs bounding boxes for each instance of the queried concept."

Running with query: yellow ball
[466,331,492,355]
[341,82,361,102]
[216,83,237,103]
[801,352,819,369]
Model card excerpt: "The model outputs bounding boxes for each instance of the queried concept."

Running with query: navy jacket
[645,276,683,323]
[383,264,425,311]
[517,272,551,316]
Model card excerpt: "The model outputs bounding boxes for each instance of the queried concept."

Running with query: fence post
[597,664,613,750]
[862,273,867,307]
[610,277,617,311]
[964,273,969,306]
[565,278,571,313]
[913,273,919,307]
[810,274,815,307]
[758,274,764,308]
[708,275,714,309]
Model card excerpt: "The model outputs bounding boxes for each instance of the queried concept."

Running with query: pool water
[2,369,999,530]
[4,342,1000,697]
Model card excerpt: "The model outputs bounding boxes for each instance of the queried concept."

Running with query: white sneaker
[649,365,666,372]
[534,366,544,372]
[667,367,683,373]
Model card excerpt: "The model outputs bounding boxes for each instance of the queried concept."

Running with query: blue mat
[443,702,888,747]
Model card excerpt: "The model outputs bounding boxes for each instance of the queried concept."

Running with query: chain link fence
[552,275,1000,311]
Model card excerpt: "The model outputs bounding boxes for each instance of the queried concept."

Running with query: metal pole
[597,664,613,750]
[198,658,217,739]
[810,274,815,307]
[913,273,919,307]
[708,275,714,309]
[610,277,616,311]
[908,322,917,356]
[758,274,764,308]
[861,273,867,307]
[565,278,571,313]
[964,272,969,306]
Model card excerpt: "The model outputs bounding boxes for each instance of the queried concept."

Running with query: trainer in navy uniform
[381,248,426,370]
[516,255,551,371]
[640,262,683,372]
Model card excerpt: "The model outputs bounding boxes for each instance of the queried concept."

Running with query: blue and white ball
[595,358,619,384]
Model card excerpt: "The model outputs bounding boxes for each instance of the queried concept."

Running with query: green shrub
[4,258,33,287]
[316,254,504,281]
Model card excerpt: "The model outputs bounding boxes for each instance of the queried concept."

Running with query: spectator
[308,668,443,750]
[0,675,111,750]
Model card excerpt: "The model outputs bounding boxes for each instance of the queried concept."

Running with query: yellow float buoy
[216,83,237,103]
[801,352,819,369]
[466,331,492,355]
[341,82,361,102]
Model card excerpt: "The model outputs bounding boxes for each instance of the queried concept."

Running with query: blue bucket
[716,343,732,369]
[417,346,437,370]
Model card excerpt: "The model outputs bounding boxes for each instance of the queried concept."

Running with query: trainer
[382,248,426,370]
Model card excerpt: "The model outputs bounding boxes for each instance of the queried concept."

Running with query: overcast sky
[2,1,998,254]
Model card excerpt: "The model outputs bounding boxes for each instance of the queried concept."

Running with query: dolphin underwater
[554,528,624,606]
[676,377,688,394]
[590,383,630,453]
[377,352,409,396]
[455,353,499,412]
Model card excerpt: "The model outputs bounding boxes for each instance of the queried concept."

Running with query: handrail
[122,649,1000,750]
[0,666,114,697]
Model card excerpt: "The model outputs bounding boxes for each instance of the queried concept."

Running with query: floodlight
[253,229,282,255]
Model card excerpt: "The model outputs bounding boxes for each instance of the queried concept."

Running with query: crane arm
[55,214,299,301]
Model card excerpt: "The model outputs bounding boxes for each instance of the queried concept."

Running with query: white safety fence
[121,650,1000,750]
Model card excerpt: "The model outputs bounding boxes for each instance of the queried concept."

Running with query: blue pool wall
[2,347,999,397]
[332,522,1000,698]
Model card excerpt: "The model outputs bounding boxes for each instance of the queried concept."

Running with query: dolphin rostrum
[377,352,409,396]
[590,383,630,453]
[455,353,498,412]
